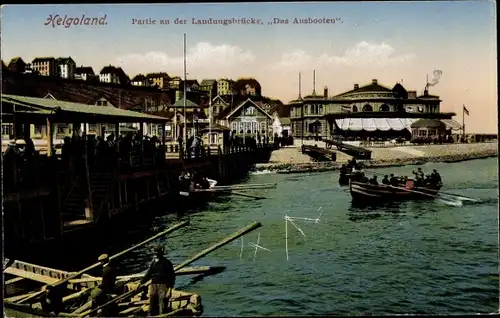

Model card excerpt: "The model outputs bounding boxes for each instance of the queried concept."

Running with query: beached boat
[349,179,442,203]
[3,259,204,317]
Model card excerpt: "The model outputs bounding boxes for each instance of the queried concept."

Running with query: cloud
[116,42,255,77]
[273,41,415,71]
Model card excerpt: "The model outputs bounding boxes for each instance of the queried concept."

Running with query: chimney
[372,79,378,85]
[324,86,328,99]
[354,84,359,89]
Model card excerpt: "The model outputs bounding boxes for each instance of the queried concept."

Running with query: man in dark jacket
[140,245,176,316]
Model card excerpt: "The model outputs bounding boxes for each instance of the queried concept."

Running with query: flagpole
[209,89,212,144]
[462,104,465,140]
[183,33,187,151]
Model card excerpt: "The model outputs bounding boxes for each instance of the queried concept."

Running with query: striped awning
[440,119,462,131]
[335,118,420,131]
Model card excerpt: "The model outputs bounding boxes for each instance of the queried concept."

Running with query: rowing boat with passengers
[3,220,262,317]
[349,178,442,203]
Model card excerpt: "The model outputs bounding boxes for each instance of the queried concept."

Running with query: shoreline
[253,143,498,174]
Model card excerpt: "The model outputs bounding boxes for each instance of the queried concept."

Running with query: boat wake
[250,170,275,175]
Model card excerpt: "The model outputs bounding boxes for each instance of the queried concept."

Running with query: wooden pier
[2,94,277,253]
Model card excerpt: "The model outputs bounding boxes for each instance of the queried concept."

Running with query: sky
[1,1,497,133]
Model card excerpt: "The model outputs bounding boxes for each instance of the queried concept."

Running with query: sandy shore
[254,142,498,173]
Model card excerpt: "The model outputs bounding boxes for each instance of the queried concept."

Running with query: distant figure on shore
[140,245,176,316]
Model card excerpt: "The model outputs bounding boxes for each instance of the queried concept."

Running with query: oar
[83,221,262,317]
[437,190,481,203]
[388,185,462,207]
[18,221,189,304]
[231,191,267,200]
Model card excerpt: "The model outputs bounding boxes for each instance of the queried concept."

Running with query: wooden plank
[4,267,59,285]
[5,276,25,285]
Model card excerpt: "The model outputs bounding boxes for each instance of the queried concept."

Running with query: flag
[463,105,469,116]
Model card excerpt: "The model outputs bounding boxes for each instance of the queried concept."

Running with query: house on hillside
[99,65,121,84]
[217,78,237,96]
[200,79,217,97]
[8,57,27,73]
[168,76,182,90]
[32,57,56,76]
[182,79,200,92]
[269,104,291,138]
[205,95,229,123]
[217,97,273,139]
[235,78,262,96]
[146,72,170,89]
[75,66,96,81]
[131,74,150,87]
[56,57,77,79]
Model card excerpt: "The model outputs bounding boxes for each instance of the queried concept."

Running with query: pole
[209,89,212,144]
[183,33,187,151]
[462,104,465,140]
[299,72,303,146]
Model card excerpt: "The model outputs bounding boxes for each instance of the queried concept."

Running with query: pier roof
[2,94,169,123]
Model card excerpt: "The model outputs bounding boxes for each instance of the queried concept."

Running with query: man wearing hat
[90,254,118,316]
[140,245,176,316]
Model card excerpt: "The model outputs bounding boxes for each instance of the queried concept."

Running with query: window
[231,122,237,131]
[1,124,13,136]
[245,106,255,115]
[89,124,97,132]
[319,105,323,114]
[210,133,218,144]
[380,104,390,112]
[362,104,373,112]
[34,125,44,135]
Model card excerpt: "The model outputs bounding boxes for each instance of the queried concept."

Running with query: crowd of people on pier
[339,158,442,188]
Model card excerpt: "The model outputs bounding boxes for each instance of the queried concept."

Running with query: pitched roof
[100,65,120,74]
[171,98,199,108]
[75,66,95,75]
[200,79,217,86]
[132,74,147,81]
[235,78,261,90]
[211,95,229,105]
[1,71,173,110]
[56,57,75,65]
[410,118,446,129]
[224,98,272,119]
[334,81,392,97]
[269,103,290,118]
[2,94,168,123]
[146,72,170,79]
[32,57,55,63]
[8,57,26,65]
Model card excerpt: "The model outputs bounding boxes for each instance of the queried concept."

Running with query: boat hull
[349,180,441,204]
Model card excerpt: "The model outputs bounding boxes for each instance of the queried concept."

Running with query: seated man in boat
[368,175,379,185]
[359,172,370,183]
[430,169,443,187]
[381,175,390,185]
[139,245,176,316]
[389,174,399,186]
[199,177,211,189]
